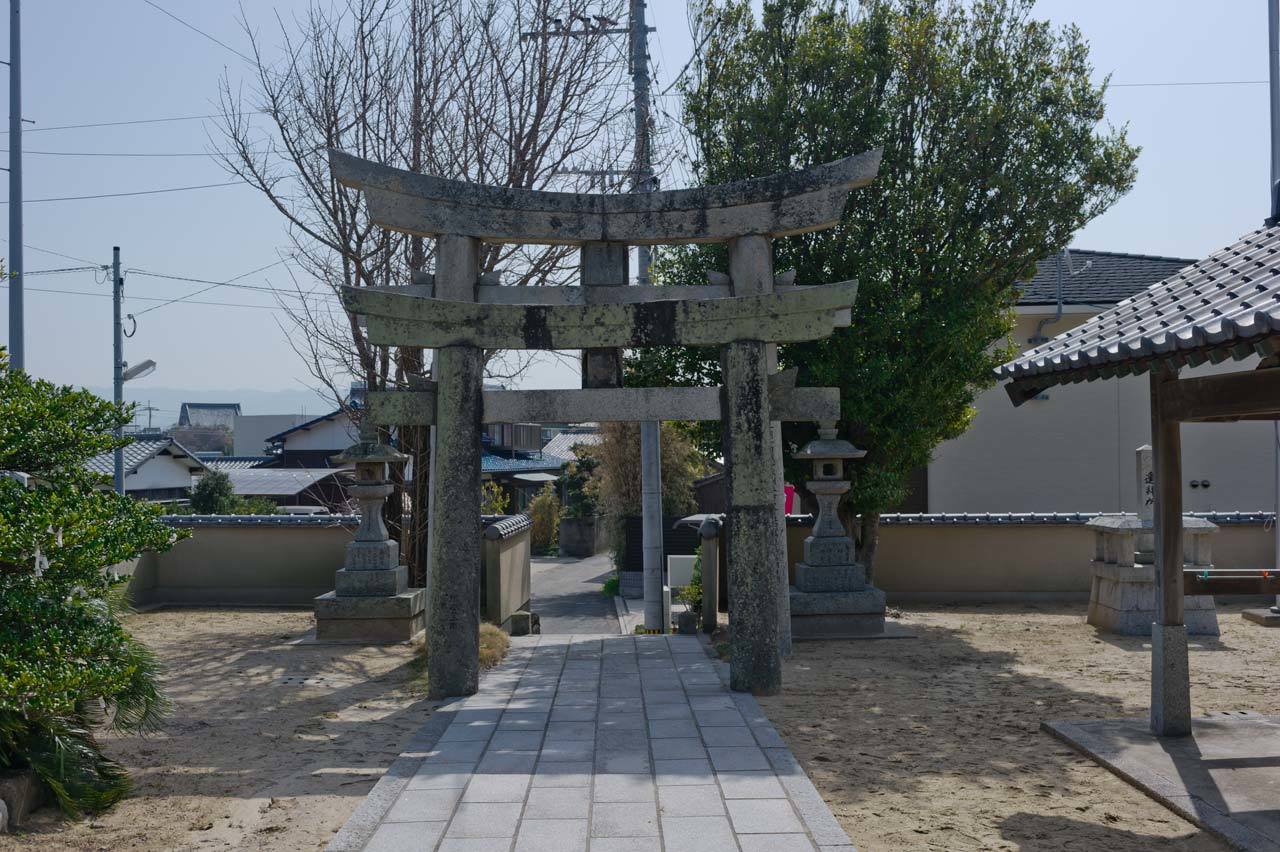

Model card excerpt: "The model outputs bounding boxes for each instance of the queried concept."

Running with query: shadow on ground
[757,603,1232,851]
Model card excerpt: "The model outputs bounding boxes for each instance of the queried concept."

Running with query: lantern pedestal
[789,425,887,640]
[314,438,426,643]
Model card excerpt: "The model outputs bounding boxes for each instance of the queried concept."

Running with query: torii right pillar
[722,235,785,694]
[1150,369,1191,736]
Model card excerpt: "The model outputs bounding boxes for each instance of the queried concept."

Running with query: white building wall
[928,311,1276,514]
[281,413,357,452]
[128,452,199,493]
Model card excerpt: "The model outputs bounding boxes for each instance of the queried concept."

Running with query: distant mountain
[84,385,335,430]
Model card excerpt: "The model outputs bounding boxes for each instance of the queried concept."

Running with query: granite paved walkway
[529,554,620,635]
[329,633,855,851]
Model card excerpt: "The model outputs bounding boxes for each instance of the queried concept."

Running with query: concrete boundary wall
[783,513,1275,603]
[124,514,533,610]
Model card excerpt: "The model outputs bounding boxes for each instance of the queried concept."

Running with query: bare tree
[216,0,627,582]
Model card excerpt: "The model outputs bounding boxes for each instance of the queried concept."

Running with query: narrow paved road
[529,553,619,634]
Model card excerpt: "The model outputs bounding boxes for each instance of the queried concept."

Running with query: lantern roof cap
[795,423,866,460]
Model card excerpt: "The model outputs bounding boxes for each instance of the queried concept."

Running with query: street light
[122,359,156,382]
[114,357,157,494]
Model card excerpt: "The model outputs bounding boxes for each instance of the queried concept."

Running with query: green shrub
[0,350,184,814]
[528,483,560,555]
[677,545,704,615]
[601,574,620,597]
[189,471,276,515]
[481,480,510,515]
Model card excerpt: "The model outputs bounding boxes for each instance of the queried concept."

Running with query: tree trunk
[858,510,881,585]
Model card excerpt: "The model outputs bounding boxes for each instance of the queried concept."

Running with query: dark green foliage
[187,470,277,515]
[640,0,1137,563]
[559,451,599,520]
[190,469,238,514]
[0,351,183,814]
[601,574,620,597]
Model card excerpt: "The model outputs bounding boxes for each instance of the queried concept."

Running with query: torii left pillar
[427,234,485,698]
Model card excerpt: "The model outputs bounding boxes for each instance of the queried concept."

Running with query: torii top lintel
[328,148,882,246]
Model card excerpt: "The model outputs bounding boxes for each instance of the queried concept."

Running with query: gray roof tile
[1018,249,1194,306]
[999,227,1280,398]
[85,436,207,478]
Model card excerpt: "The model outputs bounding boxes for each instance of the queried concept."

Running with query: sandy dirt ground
[759,601,1280,852]
[6,602,1278,851]
[3,608,431,852]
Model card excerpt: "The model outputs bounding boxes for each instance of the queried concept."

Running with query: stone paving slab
[1045,712,1280,852]
[328,633,856,851]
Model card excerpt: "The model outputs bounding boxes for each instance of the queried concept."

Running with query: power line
[0,148,221,158]
[24,265,99,276]
[0,112,251,135]
[131,258,290,316]
[0,283,344,314]
[0,181,243,205]
[0,237,97,265]
[140,0,255,64]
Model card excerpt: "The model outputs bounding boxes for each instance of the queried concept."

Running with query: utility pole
[7,0,22,370]
[627,0,667,631]
[526,3,665,629]
[1268,0,1280,610]
[112,247,124,494]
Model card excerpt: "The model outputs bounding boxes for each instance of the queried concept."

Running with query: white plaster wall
[928,312,1277,513]
[128,453,198,493]
[281,413,357,452]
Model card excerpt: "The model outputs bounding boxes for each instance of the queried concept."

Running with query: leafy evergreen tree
[0,351,184,813]
[637,0,1137,572]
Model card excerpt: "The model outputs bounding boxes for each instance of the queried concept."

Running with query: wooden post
[723,235,783,694]
[1149,368,1190,736]
[427,234,484,699]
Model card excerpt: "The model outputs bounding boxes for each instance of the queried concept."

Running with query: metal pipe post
[8,0,22,370]
[112,247,124,494]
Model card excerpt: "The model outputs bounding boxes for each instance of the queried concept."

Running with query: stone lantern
[314,421,426,641]
[789,422,886,638]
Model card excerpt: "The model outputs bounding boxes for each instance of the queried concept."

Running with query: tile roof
[179,402,241,429]
[998,227,1280,402]
[481,450,568,474]
[223,467,348,496]
[1017,249,1196,306]
[541,430,601,459]
[85,436,207,478]
[201,456,273,471]
[266,408,348,443]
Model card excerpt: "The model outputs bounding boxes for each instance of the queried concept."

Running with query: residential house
[264,408,358,468]
[927,249,1277,514]
[85,436,207,502]
[232,413,310,456]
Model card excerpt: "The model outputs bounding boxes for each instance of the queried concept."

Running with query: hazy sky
[0,1,1273,422]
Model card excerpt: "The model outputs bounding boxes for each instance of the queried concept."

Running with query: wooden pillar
[427,234,484,699]
[1150,368,1190,736]
[723,234,783,694]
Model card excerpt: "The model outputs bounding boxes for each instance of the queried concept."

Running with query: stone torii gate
[329,147,881,697]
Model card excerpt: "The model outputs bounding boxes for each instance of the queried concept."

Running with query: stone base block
[803,535,855,566]
[790,585,887,640]
[1087,568,1219,636]
[794,561,865,593]
[313,589,425,643]
[334,565,408,597]
[1151,623,1191,737]
[344,539,400,571]
[1242,608,1280,627]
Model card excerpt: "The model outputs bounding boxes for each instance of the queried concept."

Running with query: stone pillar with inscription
[1085,445,1219,636]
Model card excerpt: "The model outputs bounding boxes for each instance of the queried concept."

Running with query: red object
[784,483,796,514]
